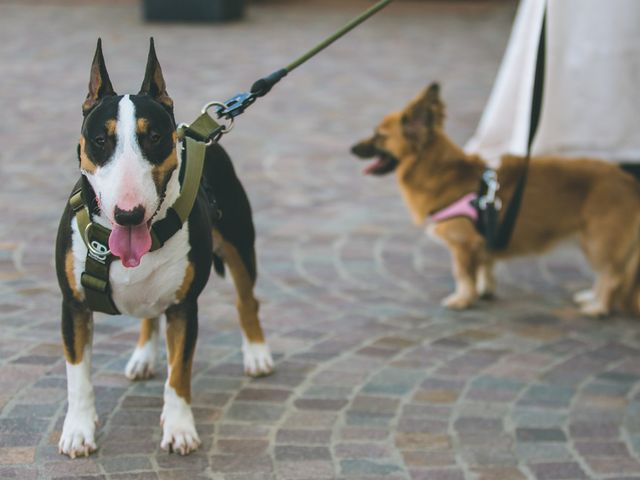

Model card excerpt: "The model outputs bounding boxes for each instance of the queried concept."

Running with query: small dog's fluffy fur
[352,83,640,316]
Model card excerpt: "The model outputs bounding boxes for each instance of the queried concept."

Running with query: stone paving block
[584,456,640,476]
[514,443,574,462]
[235,387,292,403]
[401,450,457,468]
[471,467,528,480]
[527,461,589,479]
[275,445,332,462]
[568,421,621,439]
[345,411,394,428]
[515,428,567,443]
[111,473,158,480]
[226,402,286,423]
[0,466,38,480]
[409,468,466,480]
[334,442,391,459]
[276,459,335,480]
[276,429,332,445]
[340,459,403,476]
[217,438,270,455]
[395,433,451,451]
[510,408,567,429]
[0,447,36,465]
[340,427,390,442]
[99,455,153,473]
[282,411,338,429]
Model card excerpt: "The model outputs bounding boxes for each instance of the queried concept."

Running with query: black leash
[480,7,546,251]
[213,0,394,122]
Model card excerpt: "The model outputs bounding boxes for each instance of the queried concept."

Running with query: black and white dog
[55,39,273,457]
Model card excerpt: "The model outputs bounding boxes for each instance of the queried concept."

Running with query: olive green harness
[70,112,224,314]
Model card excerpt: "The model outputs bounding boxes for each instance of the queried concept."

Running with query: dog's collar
[69,136,208,315]
[429,192,479,224]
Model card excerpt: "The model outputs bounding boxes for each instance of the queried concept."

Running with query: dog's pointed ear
[83,38,116,116]
[402,82,445,139]
[139,38,173,111]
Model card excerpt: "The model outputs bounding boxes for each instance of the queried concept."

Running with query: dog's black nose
[114,205,145,226]
[351,142,375,158]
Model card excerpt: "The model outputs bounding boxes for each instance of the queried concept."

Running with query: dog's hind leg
[477,258,496,300]
[573,288,596,305]
[59,301,98,458]
[214,231,273,377]
[161,301,200,455]
[579,216,634,316]
[579,272,621,317]
[125,317,160,380]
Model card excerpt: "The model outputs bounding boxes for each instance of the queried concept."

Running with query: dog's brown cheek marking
[79,136,97,174]
[138,318,159,348]
[216,230,265,344]
[136,118,149,135]
[106,119,117,137]
[152,132,178,193]
[65,250,85,302]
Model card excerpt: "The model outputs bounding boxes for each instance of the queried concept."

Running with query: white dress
[465,0,640,166]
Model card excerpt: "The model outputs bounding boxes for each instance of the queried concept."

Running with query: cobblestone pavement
[2,1,640,479]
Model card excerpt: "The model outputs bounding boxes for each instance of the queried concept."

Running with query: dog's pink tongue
[108,223,152,268]
[363,159,385,175]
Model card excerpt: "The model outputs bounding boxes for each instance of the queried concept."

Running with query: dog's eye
[149,132,162,144]
[93,135,106,147]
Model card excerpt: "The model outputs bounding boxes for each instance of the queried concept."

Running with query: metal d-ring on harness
[476,6,546,251]
[70,0,395,315]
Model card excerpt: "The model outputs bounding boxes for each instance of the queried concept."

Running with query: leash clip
[478,169,502,211]
[215,92,257,119]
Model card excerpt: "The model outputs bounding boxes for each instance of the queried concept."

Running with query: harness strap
[149,136,207,250]
[70,190,120,314]
[430,193,479,224]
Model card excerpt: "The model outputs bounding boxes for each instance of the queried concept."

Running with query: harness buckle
[478,169,502,211]
[84,223,111,264]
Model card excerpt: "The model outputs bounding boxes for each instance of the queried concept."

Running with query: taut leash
[190,0,394,136]
[478,6,546,251]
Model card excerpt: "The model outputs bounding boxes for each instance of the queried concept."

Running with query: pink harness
[429,192,478,223]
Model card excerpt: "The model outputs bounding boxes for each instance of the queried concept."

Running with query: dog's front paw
[58,411,98,458]
[125,344,156,380]
[580,302,610,318]
[160,388,200,455]
[442,293,475,310]
[242,342,274,377]
[573,289,595,305]
[160,413,200,455]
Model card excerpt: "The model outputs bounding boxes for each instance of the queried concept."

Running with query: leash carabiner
[478,170,502,211]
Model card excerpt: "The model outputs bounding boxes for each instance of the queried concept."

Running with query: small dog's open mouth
[362,153,399,176]
[351,143,399,176]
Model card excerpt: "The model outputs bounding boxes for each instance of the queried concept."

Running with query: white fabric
[465,0,640,166]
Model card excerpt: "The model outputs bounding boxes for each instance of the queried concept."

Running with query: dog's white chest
[71,218,191,318]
